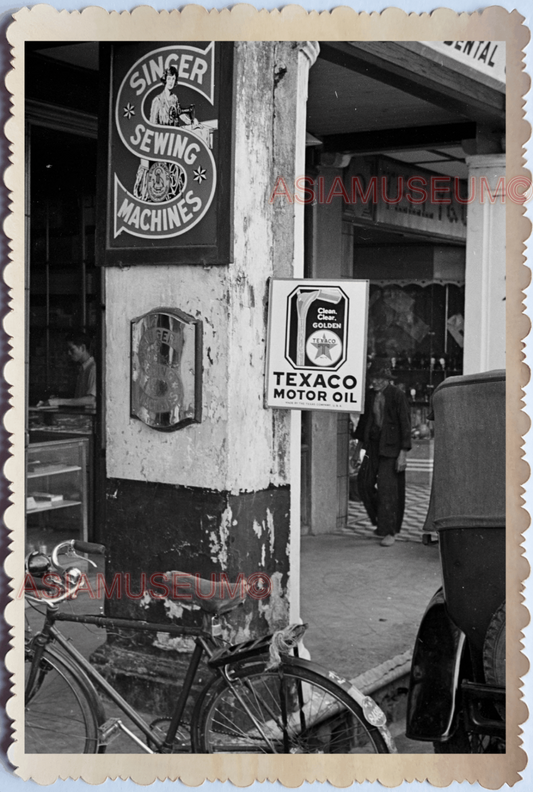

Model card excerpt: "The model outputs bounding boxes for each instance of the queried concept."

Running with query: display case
[26,436,89,549]
[28,125,99,405]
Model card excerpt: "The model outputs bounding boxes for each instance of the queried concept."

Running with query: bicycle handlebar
[26,541,105,606]
[72,540,106,555]
[25,569,84,605]
[51,539,105,569]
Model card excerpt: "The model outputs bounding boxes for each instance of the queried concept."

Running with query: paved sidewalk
[346,483,432,543]
[300,531,441,681]
[300,481,438,678]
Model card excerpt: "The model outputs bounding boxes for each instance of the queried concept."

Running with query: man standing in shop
[45,332,96,408]
[354,359,411,547]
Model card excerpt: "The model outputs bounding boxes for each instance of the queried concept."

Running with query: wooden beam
[322,122,477,154]
[26,100,98,138]
[25,52,100,115]
[319,42,505,128]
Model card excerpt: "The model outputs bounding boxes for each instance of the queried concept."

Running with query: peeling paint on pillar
[106,43,292,494]
[258,571,289,632]
[100,42,305,683]
[104,481,291,643]
[154,633,196,654]
[208,505,232,570]
[106,265,233,490]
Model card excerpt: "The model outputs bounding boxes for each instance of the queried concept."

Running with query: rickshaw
[405,370,506,753]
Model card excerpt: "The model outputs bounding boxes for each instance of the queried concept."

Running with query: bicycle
[24,539,396,754]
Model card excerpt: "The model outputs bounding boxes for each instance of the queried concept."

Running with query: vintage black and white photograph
[3,6,528,787]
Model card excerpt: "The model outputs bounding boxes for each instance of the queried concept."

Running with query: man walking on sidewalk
[354,359,411,546]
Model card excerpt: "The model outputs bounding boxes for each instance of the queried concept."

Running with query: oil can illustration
[285,285,348,370]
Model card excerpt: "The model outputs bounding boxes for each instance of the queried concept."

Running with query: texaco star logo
[305,330,343,367]
[311,334,337,360]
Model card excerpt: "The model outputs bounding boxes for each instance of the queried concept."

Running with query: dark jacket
[355,383,412,457]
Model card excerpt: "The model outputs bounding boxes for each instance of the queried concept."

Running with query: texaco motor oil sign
[104,42,232,265]
[266,279,369,412]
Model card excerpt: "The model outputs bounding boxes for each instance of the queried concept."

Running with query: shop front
[25,40,319,705]
[24,38,506,703]
[25,50,101,552]
[302,40,505,535]
[347,155,467,438]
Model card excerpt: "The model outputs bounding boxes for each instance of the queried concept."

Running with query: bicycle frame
[24,541,395,755]
[26,598,396,755]
[26,603,222,753]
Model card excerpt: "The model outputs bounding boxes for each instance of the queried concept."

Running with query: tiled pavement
[346,482,432,543]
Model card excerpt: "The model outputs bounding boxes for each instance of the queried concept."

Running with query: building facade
[25,40,505,697]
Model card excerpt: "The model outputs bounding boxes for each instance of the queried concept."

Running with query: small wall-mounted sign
[131,308,202,431]
[266,279,369,412]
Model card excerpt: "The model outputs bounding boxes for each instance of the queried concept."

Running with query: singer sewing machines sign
[99,41,233,265]
[266,279,369,412]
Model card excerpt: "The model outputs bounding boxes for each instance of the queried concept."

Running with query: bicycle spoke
[199,664,388,754]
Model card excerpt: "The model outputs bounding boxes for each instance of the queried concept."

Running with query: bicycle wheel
[25,649,100,753]
[195,661,388,753]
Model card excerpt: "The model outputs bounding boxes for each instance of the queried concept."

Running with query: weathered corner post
[94,41,318,708]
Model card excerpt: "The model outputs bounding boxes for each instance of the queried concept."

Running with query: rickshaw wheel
[483,601,506,720]
[483,602,506,687]
[433,724,505,754]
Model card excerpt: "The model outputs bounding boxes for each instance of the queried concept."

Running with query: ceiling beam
[26,100,98,138]
[25,53,100,114]
[322,122,477,154]
[319,42,505,128]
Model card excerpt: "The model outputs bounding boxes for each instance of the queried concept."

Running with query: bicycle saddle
[170,571,246,615]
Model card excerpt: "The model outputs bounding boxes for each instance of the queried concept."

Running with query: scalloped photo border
[3,4,530,786]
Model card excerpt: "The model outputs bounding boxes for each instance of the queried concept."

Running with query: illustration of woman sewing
[134,66,196,203]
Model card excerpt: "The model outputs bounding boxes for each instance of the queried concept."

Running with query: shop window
[28,126,98,405]
[367,282,465,403]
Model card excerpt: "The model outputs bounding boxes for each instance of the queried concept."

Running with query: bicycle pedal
[148,718,191,752]
[99,717,123,744]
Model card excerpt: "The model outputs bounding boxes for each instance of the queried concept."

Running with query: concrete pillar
[463,154,506,374]
[98,42,318,709]
[308,167,347,534]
